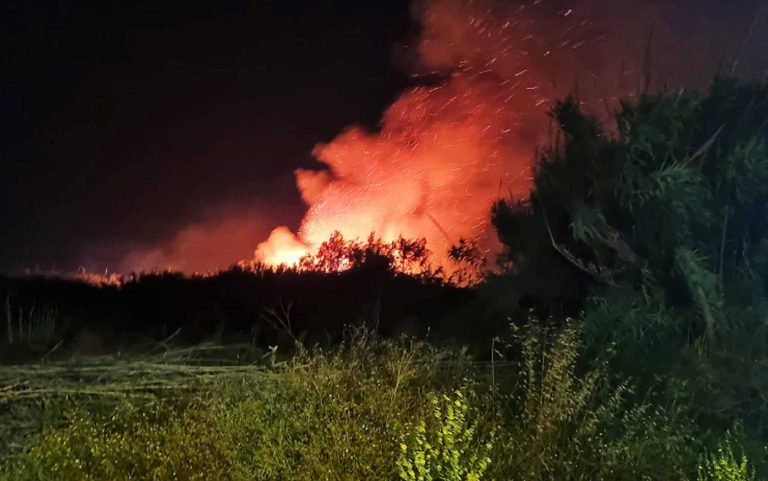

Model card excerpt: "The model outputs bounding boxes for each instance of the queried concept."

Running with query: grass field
[0,326,730,481]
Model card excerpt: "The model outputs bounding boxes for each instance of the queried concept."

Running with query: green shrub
[224,334,473,481]
[492,322,695,481]
[1,333,476,481]
[492,78,768,449]
[698,439,755,481]
[397,389,493,481]
[2,400,242,481]
[0,328,698,481]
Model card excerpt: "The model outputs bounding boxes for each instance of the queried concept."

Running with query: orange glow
[255,226,310,267]
[120,0,729,276]
[255,0,552,272]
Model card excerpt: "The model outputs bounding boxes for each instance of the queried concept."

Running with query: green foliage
[1,327,697,481]
[1,334,480,481]
[698,438,755,481]
[0,325,709,481]
[493,322,694,481]
[3,401,240,481]
[223,334,467,481]
[397,390,493,481]
[492,78,768,445]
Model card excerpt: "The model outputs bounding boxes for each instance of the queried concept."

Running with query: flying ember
[255,0,554,272]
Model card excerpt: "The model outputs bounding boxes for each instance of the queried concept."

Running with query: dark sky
[1,0,412,272]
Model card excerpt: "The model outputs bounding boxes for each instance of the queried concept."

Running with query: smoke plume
[255,0,767,271]
[120,205,283,274]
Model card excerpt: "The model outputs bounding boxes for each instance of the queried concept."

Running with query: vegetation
[397,390,493,481]
[1,335,468,480]
[493,77,768,461]
[0,260,465,363]
[1,327,695,480]
[2,78,767,479]
[698,437,756,481]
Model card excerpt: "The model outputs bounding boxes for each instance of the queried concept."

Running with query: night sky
[1,0,412,273]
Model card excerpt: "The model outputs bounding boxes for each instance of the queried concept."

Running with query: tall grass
[0,326,707,480]
[491,322,696,480]
[2,299,58,347]
[0,333,475,480]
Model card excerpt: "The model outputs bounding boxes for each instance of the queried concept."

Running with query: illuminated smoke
[256,0,550,270]
[122,205,280,274]
[256,77,538,269]
[255,0,767,272]
[112,0,765,274]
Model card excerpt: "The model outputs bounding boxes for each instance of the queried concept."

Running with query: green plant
[2,299,58,347]
[224,333,472,481]
[491,78,768,456]
[0,331,479,481]
[698,439,755,481]
[2,400,243,481]
[492,322,695,481]
[397,389,493,481]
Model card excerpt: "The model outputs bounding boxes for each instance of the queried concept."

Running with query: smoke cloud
[254,0,767,271]
[120,205,283,274]
[107,0,767,274]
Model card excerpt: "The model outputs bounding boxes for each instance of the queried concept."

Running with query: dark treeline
[0,262,468,358]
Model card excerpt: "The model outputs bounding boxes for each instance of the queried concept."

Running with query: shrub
[698,439,755,481]
[1,332,477,481]
[491,78,768,464]
[492,322,695,481]
[397,390,494,481]
[2,400,242,481]
[224,333,473,481]
[0,327,698,481]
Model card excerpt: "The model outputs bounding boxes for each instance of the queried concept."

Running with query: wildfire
[120,0,757,277]
[254,0,732,273]
[256,226,310,267]
[255,0,556,272]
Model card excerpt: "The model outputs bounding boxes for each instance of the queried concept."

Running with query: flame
[257,226,310,267]
[256,0,554,271]
[116,0,765,276]
[256,0,749,271]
